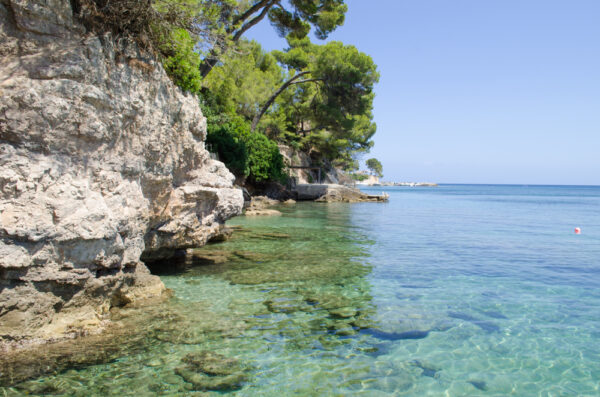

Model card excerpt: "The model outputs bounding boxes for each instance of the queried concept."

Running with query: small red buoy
[575,227,581,234]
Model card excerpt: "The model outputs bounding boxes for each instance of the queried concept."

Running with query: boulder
[243,195,282,216]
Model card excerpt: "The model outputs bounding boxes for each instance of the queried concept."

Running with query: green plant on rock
[206,115,285,184]
[160,28,203,93]
[206,116,250,177]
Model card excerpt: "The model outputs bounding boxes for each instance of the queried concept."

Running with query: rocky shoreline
[0,0,243,349]
[0,0,386,353]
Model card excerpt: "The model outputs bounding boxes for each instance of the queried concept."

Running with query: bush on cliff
[206,115,285,184]
[206,117,249,177]
[160,29,203,94]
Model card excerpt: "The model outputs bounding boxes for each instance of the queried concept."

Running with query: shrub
[206,116,249,177]
[160,29,203,93]
[206,115,285,184]
[245,133,286,184]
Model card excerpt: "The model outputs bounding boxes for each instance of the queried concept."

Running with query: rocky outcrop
[0,0,243,345]
[244,196,282,216]
[294,184,389,203]
[355,174,381,186]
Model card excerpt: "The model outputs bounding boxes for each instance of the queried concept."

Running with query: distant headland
[355,177,438,187]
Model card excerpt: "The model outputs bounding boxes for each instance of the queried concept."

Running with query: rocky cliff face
[0,0,243,345]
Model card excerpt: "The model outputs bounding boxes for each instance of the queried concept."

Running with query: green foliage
[268,0,347,40]
[206,115,250,176]
[80,1,376,185]
[261,36,379,165]
[203,40,284,118]
[366,158,383,177]
[351,173,369,182]
[245,132,286,184]
[206,114,285,183]
[160,29,203,93]
[197,0,347,45]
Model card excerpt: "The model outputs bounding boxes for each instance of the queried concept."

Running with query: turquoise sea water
[2,184,600,396]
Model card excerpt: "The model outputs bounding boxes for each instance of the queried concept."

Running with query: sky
[246,0,600,185]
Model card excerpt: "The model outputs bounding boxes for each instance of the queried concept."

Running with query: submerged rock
[256,232,291,239]
[329,307,358,319]
[175,351,248,391]
[232,250,268,262]
[245,209,282,216]
[175,368,247,392]
[187,250,232,265]
[478,309,508,319]
[468,379,488,391]
[410,359,441,378]
[448,311,501,333]
[362,328,430,341]
[182,352,244,376]
[208,226,234,243]
[0,0,244,346]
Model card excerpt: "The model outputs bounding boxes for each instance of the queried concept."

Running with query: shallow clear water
[2,184,600,396]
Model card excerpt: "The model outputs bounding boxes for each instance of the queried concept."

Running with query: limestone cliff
[0,0,244,345]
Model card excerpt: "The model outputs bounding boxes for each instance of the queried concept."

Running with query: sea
[2,184,599,396]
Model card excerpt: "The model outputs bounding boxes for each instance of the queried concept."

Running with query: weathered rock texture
[243,196,282,217]
[0,0,243,345]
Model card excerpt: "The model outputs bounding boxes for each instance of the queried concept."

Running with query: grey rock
[294,184,388,202]
[244,196,282,216]
[0,0,243,345]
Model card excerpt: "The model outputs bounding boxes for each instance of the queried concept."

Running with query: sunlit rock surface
[0,0,243,345]
[294,184,389,202]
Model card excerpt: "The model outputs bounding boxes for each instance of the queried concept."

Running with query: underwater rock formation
[0,0,243,346]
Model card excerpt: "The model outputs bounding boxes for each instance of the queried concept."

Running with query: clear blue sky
[246,0,600,185]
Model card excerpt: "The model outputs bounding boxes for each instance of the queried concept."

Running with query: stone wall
[0,0,243,345]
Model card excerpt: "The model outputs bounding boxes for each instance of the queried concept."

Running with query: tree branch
[251,71,311,132]
[228,0,273,33]
[289,78,324,86]
[200,1,279,77]
[233,0,279,42]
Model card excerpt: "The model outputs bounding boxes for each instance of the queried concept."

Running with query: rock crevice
[0,0,244,345]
